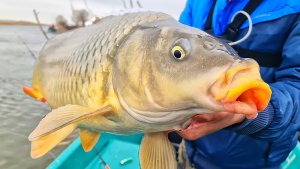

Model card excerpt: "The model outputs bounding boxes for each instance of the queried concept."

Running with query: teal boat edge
[281,142,300,169]
[47,133,300,169]
[47,132,143,169]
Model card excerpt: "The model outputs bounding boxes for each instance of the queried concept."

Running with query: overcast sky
[0,0,187,24]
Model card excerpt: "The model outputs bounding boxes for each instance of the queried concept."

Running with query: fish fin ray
[29,104,112,140]
[79,129,101,152]
[139,132,176,169]
[31,124,75,158]
[29,104,112,158]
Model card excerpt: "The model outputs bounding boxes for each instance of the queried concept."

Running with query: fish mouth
[212,60,272,112]
[176,79,272,140]
[217,78,272,112]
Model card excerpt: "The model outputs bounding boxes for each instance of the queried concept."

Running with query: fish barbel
[24,12,271,169]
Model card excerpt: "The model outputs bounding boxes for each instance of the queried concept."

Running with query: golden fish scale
[34,12,171,109]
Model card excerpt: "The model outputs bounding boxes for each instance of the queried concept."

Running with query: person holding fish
[178,0,300,169]
[24,10,274,168]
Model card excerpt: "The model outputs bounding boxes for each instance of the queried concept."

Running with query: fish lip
[215,78,272,112]
[211,59,272,112]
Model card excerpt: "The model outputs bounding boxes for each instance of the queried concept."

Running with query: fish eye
[171,46,186,60]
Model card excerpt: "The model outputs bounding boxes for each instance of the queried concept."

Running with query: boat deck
[47,133,143,169]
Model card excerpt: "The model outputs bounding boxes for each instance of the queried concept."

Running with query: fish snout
[213,59,272,112]
[224,59,259,84]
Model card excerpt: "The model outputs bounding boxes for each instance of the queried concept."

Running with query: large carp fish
[24,12,271,169]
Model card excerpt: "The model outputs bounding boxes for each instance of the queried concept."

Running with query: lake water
[0,25,69,169]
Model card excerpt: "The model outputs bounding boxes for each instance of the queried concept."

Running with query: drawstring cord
[228,10,253,46]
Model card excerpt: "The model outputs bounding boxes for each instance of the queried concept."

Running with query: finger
[245,113,258,119]
[223,101,257,116]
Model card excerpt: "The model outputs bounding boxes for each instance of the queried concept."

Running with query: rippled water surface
[0,25,68,169]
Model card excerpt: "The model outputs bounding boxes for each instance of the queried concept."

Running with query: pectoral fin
[31,124,76,158]
[80,129,101,152]
[139,132,177,169]
[29,104,112,158]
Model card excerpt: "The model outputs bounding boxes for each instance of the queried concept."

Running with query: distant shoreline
[0,20,48,26]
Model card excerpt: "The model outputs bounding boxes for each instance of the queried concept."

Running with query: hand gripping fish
[23,12,271,169]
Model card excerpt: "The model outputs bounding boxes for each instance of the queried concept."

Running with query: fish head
[113,18,271,129]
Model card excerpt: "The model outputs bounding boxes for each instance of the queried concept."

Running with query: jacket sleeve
[228,15,300,144]
[179,0,193,26]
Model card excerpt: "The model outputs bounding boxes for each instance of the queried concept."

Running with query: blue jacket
[179,0,300,169]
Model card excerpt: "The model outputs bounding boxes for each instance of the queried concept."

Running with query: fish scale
[33,12,171,109]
